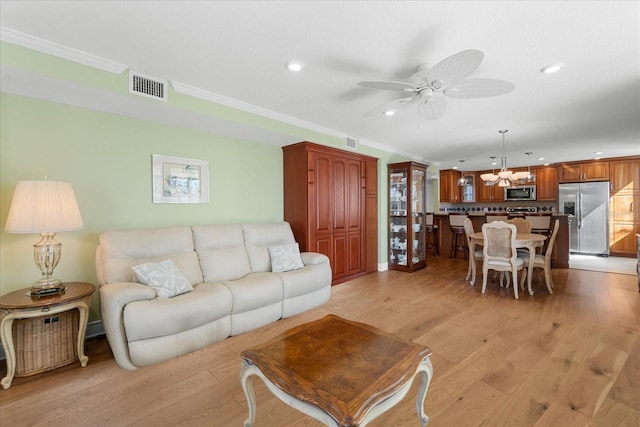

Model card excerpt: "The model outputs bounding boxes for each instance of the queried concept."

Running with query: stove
[506,206,538,213]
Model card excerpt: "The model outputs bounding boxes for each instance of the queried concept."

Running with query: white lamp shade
[5,180,84,233]
[513,171,530,180]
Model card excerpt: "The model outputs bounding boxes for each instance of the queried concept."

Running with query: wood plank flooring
[1,256,638,426]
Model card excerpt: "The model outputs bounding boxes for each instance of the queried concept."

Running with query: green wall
[0,93,287,319]
[0,42,416,322]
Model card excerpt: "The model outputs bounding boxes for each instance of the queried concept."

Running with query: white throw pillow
[269,243,304,272]
[132,259,193,298]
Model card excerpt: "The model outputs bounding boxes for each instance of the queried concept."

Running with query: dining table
[469,231,547,296]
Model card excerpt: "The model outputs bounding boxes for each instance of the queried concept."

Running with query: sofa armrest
[99,282,156,370]
[300,252,329,266]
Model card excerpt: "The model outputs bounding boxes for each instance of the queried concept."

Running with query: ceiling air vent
[345,136,358,150]
[129,71,167,102]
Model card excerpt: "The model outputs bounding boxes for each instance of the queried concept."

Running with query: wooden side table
[0,282,94,389]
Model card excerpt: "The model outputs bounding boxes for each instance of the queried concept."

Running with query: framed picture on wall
[152,154,210,203]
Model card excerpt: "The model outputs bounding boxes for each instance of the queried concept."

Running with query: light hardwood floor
[1,256,638,426]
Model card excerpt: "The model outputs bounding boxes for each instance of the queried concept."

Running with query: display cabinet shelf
[388,162,428,272]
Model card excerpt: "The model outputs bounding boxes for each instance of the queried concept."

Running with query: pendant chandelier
[480,129,530,187]
[456,160,467,186]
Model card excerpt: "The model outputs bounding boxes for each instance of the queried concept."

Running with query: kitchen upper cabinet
[559,161,609,182]
[439,169,461,202]
[609,157,640,256]
[610,158,640,192]
[534,166,558,201]
[460,173,476,203]
[475,171,504,202]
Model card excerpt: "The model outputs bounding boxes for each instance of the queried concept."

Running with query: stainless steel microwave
[504,186,536,201]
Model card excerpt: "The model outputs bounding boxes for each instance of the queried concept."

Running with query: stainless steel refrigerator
[559,182,610,255]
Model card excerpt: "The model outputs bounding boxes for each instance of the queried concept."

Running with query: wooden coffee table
[240,314,433,426]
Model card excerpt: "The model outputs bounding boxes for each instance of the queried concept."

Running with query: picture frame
[152,154,210,203]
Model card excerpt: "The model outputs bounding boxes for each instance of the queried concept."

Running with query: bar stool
[425,212,439,256]
[449,213,468,259]
[486,214,509,223]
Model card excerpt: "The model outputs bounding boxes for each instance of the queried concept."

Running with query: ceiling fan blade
[363,96,417,118]
[419,95,446,120]
[443,78,516,99]
[357,81,417,92]
[427,49,484,89]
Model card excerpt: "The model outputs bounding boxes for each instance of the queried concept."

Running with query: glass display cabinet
[388,162,428,272]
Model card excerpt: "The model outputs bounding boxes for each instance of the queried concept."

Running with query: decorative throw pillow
[269,243,304,272]
[132,259,193,298]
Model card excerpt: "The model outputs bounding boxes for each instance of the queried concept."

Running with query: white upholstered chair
[481,221,524,299]
[463,218,483,285]
[507,218,532,233]
[519,219,560,295]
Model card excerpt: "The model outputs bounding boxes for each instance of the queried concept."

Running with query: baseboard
[0,320,105,361]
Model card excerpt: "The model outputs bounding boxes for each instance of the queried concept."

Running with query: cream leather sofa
[96,222,331,370]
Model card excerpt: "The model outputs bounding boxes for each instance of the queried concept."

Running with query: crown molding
[1,26,421,161]
[170,80,345,139]
[0,27,128,74]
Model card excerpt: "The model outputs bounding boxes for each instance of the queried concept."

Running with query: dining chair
[507,218,532,233]
[525,213,552,253]
[481,221,524,299]
[486,214,509,223]
[519,219,560,295]
[449,213,468,259]
[463,218,483,285]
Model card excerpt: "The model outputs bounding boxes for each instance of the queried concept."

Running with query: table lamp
[4,179,84,294]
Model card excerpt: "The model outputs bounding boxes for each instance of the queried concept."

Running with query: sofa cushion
[242,222,297,272]
[123,282,232,342]
[222,272,283,314]
[192,224,252,282]
[132,259,193,298]
[97,226,203,286]
[269,243,304,272]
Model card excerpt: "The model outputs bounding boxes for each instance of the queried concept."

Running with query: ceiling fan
[357,49,515,120]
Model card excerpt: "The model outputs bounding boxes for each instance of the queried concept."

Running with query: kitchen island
[433,213,569,268]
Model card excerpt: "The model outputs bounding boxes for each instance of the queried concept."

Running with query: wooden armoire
[283,141,378,284]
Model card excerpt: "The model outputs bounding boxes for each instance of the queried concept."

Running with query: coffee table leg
[240,360,258,427]
[415,357,434,427]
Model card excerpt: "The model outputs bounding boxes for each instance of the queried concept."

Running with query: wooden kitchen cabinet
[559,161,609,182]
[283,141,378,284]
[475,171,504,202]
[439,169,461,202]
[533,166,558,201]
[609,157,640,256]
[610,158,640,192]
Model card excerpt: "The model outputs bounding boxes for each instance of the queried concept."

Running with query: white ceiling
[1,1,639,171]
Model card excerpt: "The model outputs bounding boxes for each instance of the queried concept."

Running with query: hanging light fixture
[456,160,467,186]
[521,152,536,183]
[480,129,529,187]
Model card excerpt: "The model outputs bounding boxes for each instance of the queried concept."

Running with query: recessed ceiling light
[541,63,564,74]
[285,60,303,72]
[383,110,395,116]
[537,157,544,161]
[594,151,603,155]
[452,166,459,170]
[491,162,497,166]
[544,163,550,166]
